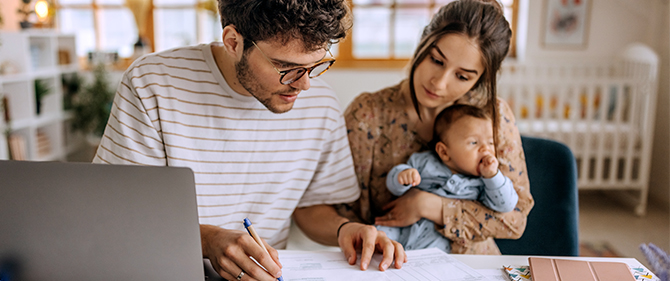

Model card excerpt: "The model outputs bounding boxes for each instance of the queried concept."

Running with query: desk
[205,251,658,281]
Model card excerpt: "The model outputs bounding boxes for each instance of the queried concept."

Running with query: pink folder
[529,257,636,281]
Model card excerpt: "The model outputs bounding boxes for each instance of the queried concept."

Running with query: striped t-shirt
[93,43,360,248]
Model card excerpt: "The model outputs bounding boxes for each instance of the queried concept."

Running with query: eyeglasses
[252,41,336,85]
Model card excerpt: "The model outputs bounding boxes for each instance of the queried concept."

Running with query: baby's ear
[435,141,450,162]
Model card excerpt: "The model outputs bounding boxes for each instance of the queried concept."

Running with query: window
[55,0,515,69]
[55,0,221,63]
[335,0,518,68]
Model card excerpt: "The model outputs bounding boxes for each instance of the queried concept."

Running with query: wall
[654,0,670,209]
[1,0,21,31]
[321,68,406,108]
[524,0,664,61]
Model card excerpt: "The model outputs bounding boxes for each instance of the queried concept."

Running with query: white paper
[278,248,491,281]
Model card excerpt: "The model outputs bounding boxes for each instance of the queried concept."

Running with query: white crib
[497,44,659,216]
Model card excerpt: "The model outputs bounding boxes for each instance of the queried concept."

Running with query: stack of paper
[278,248,491,281]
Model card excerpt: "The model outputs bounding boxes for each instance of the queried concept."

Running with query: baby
[378,104,518,253]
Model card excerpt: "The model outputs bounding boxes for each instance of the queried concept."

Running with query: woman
[337,0,534,254]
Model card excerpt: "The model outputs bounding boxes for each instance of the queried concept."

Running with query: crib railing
[498,45,658,216]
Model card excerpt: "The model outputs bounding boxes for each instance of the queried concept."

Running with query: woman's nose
[431,70,450,90]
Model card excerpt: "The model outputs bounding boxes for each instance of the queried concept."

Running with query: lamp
[35,0,49,21]
[30,0,54,28]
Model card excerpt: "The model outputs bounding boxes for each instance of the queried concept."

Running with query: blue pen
[243,218,284,281]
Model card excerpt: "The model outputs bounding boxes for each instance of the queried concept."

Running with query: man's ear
[435,141,450,163]
[221,25,244,59]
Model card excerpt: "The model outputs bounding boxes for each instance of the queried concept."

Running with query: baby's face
[437,115,494,177]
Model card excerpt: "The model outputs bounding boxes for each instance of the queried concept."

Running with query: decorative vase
[35,99,41,115]
[19,21,32,29]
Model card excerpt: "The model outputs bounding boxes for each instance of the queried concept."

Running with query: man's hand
[337,222,407,271]
[201,224,283,281]
[398,168,421,186]
[478,154,499,178]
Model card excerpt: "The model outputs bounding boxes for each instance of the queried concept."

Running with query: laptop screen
[0,160,204,281]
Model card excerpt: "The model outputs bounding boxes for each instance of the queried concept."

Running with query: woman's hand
[374,188,445,227]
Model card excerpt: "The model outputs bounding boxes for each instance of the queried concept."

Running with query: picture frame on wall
[542,0,591,49]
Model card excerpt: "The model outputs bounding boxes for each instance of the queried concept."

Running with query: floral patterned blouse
[336,80,535,255]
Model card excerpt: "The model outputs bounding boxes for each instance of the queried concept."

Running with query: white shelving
[0,30,82,161]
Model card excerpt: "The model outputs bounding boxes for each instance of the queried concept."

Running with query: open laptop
[0,160,205,281]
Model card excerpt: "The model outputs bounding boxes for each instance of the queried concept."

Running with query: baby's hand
[398,168,421,186]
[479,155,499,178]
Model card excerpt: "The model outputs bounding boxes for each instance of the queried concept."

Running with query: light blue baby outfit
[378,150,518,253]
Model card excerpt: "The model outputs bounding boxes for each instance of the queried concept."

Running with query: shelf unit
[0,31,83,161]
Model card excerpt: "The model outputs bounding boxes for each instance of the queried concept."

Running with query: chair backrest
[495,135,580,256]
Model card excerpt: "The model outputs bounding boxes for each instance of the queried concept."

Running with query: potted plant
[61,72,83,110]
[72,63,114,140]
[34,79,51,115]
[0,5,5,29]
[17,0,34,29]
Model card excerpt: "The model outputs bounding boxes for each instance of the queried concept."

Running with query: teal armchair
[495,135,580,256]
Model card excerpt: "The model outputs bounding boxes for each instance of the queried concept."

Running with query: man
[93,0,406,280]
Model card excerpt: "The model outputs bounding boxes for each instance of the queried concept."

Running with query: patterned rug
[580,241,622,257]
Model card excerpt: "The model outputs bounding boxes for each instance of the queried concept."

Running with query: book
[36,129,51,158]
[8,134,27,160]
[529,257,636,281]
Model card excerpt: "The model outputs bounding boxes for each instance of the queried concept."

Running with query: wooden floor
[578,190,669,268]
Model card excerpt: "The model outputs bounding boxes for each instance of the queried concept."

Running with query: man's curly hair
[218,0,352,52]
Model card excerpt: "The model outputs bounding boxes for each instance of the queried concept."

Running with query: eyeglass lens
[281,60,334,85]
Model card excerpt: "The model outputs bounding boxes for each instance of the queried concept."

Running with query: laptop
[0,160,205,281]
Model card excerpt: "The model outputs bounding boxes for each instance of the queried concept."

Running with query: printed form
[278,248,493,281]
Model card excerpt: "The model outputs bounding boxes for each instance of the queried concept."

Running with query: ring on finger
[236,271,244,281]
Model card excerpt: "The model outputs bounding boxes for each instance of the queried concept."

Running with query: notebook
[0,160,205,281]
[529,257,637,281]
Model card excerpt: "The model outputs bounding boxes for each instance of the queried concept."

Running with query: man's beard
[235,54,298,114]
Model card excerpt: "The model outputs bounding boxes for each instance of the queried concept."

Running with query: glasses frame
[252,41,336,85]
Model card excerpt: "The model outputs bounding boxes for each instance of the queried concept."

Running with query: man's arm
[292,204,406,271]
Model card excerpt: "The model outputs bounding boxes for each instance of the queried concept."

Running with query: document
[278,248,491,281]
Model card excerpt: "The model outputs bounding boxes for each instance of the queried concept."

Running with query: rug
[580,241,622,257]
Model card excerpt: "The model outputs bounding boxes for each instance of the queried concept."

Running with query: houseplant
[72,63,114,138]
[61,72,83,110]
[34,79,51,115]
[17,0,34,29]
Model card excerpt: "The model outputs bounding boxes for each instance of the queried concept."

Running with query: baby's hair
[431,104,491,150]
